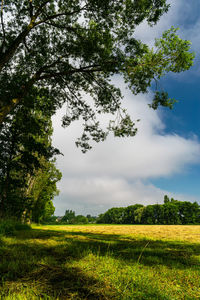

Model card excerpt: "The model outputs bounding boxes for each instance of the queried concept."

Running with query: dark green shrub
[0,219,31,236]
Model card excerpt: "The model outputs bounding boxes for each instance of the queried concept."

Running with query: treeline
[0,91,62,223]
[46,210,97,225]
[97,196,200,225]
[62,210,97,224]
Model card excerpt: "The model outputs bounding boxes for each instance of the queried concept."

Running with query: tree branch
[35,5,87,26]
[35,0,52,17]
[29,0,33,18]
[0,0,6,46]
[0,25,33,71]
[0,70,42,123]
[38,65,104,80]
[41,21,79,31]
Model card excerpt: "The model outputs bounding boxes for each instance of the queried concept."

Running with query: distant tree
[177,201,200,224]
[123,204,144,224]
[86,214,97,223]
[164,195,170,204]
[162,201,180,224]
[142,205,155,224]
[97,207,126,224]
[62,210,76,224]
[134,207,146,224]
[75,215,88,224]
[97,199,200,225]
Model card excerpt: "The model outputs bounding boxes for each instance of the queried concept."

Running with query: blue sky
[52,0,200,216]
[152,73,200,198]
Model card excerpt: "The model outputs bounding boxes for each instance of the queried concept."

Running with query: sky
[52,0,200,216]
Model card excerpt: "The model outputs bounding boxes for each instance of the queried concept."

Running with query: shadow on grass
[19,228,200,268]
[0,227,200,299]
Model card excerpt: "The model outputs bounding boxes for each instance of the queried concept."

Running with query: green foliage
[75,215,89,224]
[86,214,97,223]
[0,1,195,151]
[97,197,200,225]
[61,210,89,224]
[123,204,144,224]
[62,210,76,224]
[97,207,126,224]
[0,219,31,236]
[0,95,62,221]
[30,159,62,223]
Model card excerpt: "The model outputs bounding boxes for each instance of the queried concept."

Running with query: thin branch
[35,5,87,26]
[23,37,31,52]
[0,25,32,71]
[42,21,79,31]
[38,57,64,72]
[38,65,103,80]
[35,0,52,17]
[29,0,33,18]
[1,0,6,44]
[0,69,42,123]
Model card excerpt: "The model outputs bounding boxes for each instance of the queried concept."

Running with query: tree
[86,214,97,223]
[30,159,62,223]
[62,210,76,224]
[75,215,88,224]
[177,201,200,224]
[96,207,125,224]
[164,195,170,204]
[123,204,144,224]
[0,1,194,151]
[0,95,61,220]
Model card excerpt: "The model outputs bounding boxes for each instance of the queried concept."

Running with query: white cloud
[134,0,200,49]
[51,1,200,216]
[52,89,200,180]
[134,0,183,47]
[52,88,200,215]
[54,177,199,216]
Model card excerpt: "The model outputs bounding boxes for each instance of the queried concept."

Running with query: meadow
[0,224,200,299]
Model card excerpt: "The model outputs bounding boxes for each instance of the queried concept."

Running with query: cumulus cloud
[54,177,199,216]
[52,88,200,215]
[52,1,200,215]
[52,88,200,179]
[134,1,182,47]
[134,0,200,50]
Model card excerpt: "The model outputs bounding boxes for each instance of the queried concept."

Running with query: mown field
[0,224,200,299]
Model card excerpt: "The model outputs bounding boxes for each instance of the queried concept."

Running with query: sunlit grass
[33,224,200,242]
[0,224,200,299]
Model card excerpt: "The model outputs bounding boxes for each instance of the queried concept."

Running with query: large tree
[0,94,61,220]
[0,0,194,151]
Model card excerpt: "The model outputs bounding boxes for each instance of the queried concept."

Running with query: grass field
[0,224,200,299]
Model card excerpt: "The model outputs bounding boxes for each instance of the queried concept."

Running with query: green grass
[0,224,200,299]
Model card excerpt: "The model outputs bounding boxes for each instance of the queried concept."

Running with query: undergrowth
[0,219,31,236]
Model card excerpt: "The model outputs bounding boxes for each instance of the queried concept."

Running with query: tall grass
[0,224,200,299]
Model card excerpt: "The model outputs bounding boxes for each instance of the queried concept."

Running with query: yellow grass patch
[33,224,200,243]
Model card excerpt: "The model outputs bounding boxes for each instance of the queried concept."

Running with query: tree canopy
[0,0,195,151]
[96,196,200,225]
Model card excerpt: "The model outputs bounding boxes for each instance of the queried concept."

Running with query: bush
[0,219,31,236]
